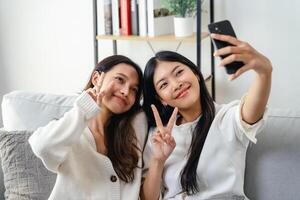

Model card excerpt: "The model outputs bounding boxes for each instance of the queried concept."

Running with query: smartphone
[208,20,244,74]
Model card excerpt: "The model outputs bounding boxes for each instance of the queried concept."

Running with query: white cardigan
[29,91,148,200]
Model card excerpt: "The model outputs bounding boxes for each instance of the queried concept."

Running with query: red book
[120,0,131,35]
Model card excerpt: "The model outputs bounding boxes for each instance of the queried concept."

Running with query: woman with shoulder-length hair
[29,55,148,200]
[141,34,272,200]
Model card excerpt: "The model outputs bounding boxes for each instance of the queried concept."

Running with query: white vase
[173,17,193,37]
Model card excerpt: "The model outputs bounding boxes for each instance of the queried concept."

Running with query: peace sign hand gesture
[86,71,115,107]
[150,105,178,163]
[86,71,106,107]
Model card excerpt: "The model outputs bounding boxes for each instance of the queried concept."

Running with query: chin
[176,96,199,109]
[109,105,131,114]
[110,108,128,114]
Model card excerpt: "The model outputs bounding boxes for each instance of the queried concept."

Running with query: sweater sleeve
[234,94,268,145]
[215,95,268,147]
[28,91,100,173]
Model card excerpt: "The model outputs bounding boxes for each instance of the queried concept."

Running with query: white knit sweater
[29,91,147,200]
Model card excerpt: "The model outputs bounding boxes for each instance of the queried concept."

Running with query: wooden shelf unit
[96,32,209,43]
[92,0,215,99]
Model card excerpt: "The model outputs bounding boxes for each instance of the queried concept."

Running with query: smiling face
[93,63,139,114]
[153,61,201,110]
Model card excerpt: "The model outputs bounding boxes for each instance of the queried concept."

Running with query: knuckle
[244,43,252,50]
[243,42,249,47]
[228,46,234,52]
[231,54,237,61]
[245,46,251,52]
[241,42,247,48]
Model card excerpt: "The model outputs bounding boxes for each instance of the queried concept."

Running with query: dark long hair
[143,51,215,194]
[85,55,143,183]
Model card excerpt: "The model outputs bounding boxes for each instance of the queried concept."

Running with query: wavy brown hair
[85,55,144,183]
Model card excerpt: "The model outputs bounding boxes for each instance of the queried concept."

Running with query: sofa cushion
[1,91,77,131]
[0,129,56,200]
[244,108,300,200]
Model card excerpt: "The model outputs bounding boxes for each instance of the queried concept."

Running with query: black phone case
[208,20,244,74]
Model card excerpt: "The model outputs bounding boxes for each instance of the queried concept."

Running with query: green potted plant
[162,0,197,37]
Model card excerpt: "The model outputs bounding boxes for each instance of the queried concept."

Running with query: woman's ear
[91,71,101,87]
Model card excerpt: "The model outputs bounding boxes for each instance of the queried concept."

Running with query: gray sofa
[0,91,299,200]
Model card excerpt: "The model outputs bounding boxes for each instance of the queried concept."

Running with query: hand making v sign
[86,71,105,106]
[150,105,178,163]
[86,71,116,107]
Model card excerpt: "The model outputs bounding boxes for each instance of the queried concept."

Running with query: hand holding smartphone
[208,20,244,74]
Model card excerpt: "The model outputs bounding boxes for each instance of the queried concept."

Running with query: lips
[113,95,127,105]
[175,86,190,99]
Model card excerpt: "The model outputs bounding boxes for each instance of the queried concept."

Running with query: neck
[178,100,202,125]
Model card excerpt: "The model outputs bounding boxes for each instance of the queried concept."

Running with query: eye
[159,82,168,90]
[176,69,184,76]
[115,76,124,83]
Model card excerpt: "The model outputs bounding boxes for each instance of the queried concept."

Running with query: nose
[120,85,129,97]
[171,79,183,91]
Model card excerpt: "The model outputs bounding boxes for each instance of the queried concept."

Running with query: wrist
[257,58,273,77]
[150,157,165,169]
[76,91,100,120]
[264,60,273,75]
[258,66,272,79]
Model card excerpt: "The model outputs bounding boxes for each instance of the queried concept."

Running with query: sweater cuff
[75,91,100,120]
[237,94,268,144]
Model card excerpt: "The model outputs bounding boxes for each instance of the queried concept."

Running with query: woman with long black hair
[141,34,272,200]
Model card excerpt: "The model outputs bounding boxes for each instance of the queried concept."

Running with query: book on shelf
[131,0,139,35]
[97,0,112,35]
[98,0,178,37]
[111,0,120,35]
[120,0,132,35]
[97,0,105,35]
[138,0,147,36]
[104,0,112,35]
[147,0,174,37]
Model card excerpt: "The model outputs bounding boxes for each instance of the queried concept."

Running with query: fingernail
[211,33,216,37]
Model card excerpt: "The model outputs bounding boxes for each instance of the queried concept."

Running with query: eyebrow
[155,65,181,86]
[116,73,139,88]
[116,73,127,78]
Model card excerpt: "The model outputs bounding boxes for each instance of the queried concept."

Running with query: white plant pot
[174,17,193,37]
